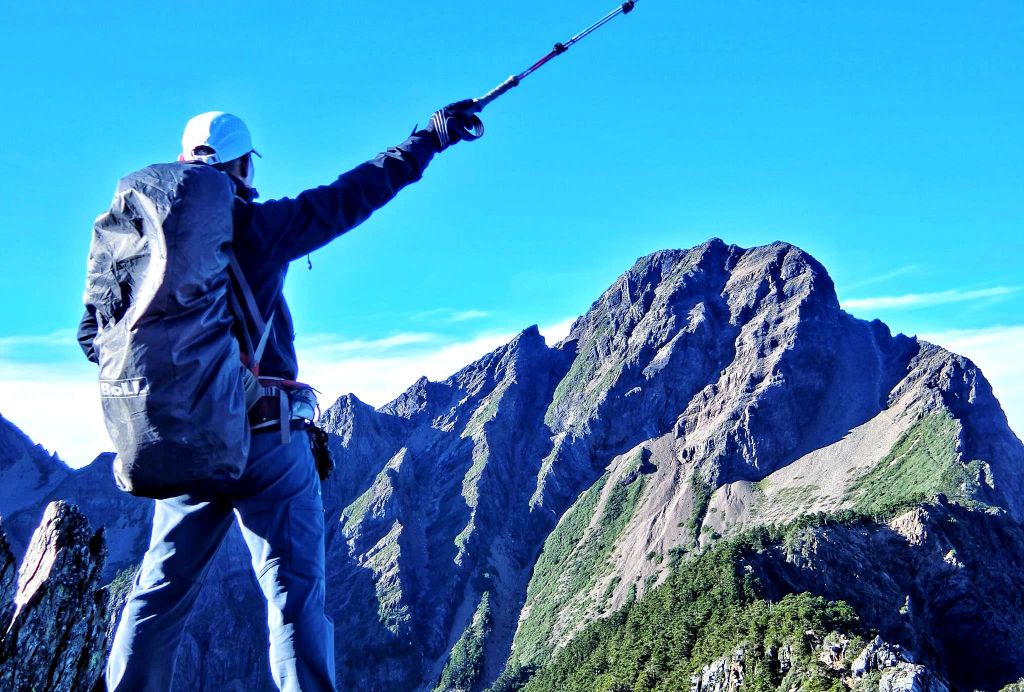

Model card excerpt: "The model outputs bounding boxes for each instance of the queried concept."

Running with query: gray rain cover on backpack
[84,162,250,498]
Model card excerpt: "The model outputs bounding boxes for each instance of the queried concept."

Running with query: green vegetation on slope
[436,592,493,692]
[544,320,618,429]
[341,449,407,529]
[498,412,982,690]
[510,526,868,692]
[103,565,139,607]
[513,469,648,668]
[846,411,987,514]
[687,475,712,548]
[464,381,510,441]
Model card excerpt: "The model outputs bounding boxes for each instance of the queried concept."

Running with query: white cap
[179,111,261,164]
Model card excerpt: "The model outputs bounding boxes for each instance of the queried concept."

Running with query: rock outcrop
[689,635,952,692]
[744,501,1024,688]
[851,636,950,692]
[0,501,108,692]
[0,528,17,628]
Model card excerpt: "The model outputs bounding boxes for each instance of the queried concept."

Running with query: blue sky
[1,1,1021,465]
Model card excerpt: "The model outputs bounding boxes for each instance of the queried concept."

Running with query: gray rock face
[852,636,911,676]
[690,649,746,692]
[850,635,950,692]
[1,239,1022,691]
[746,502,1024,688]
[323,325,568,690]
[878,663,950,692]
[0,527,17,628]
[0,501,108,692]
[690,634,952,692]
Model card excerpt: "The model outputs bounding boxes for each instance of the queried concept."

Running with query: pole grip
[476,75,522,109]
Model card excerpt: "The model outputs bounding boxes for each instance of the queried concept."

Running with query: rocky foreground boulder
[0,502,107,691]
[0,238,1022,691]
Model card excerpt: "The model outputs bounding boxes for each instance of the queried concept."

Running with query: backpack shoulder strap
[226,250,278,374]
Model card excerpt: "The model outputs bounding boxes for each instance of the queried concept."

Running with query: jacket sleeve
[78,306,99,364]
[243,130,440,262]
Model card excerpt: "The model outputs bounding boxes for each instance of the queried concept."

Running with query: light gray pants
[106,429,336,691]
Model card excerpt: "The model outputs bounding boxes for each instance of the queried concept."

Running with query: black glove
[427,99,484,151]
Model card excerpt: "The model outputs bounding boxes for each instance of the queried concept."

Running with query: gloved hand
[427,99,484,151]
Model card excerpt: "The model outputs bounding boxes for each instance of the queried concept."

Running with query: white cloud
[843,286,1019,312]
[539,318,576,345]
[293,332,437,359]
[1,329,504,469]
[920,325,1024,439]
[842,265,921,291]
[449,310,491,322]
[0,361,108,469]
[297,331,519,410]
[411,308,493,323]
[0,328,78,351]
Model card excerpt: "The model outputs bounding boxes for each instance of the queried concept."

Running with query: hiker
[78,103,482,691]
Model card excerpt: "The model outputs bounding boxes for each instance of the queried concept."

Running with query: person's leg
[233,429,336,692]
[106,495,234,692]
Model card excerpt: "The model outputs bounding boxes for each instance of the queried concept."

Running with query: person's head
[179,111,261,190]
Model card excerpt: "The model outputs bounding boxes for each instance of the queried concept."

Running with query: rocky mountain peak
[448,325,549,395]
[532,239,850,520]
[379,375,447,422]
[0,414,71,524]
[565,238,838,344]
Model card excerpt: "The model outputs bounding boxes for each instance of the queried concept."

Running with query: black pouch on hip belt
[306,423,335,482]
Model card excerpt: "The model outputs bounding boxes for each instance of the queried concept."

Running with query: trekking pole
[456,0,640,140]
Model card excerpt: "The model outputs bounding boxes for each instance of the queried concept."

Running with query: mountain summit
[320,238,1024,689]
[1,239,1022,691]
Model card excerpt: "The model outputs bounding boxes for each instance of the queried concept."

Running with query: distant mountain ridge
[1,238,1022,691]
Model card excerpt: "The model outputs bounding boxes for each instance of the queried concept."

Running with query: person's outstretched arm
[241,102,480,263]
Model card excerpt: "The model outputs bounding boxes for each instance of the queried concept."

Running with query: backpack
[84,162,252,498]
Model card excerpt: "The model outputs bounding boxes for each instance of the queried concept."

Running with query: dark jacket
[79,130,440,378]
